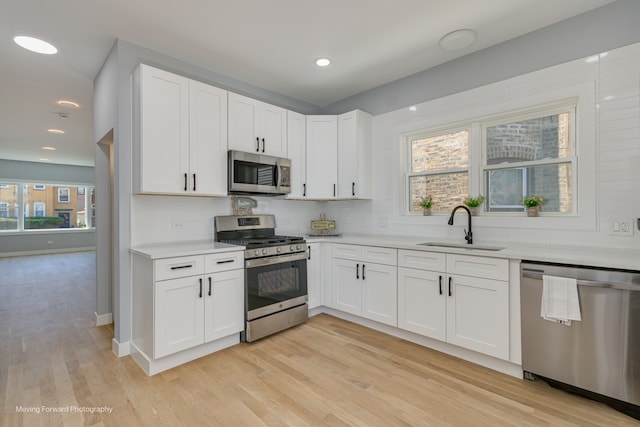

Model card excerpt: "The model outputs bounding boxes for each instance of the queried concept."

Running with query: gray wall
[0,159,96,256]
[321,0,640,116]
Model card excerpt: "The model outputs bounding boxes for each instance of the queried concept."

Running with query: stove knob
[290,245,295,252]
[296,244,302,251]
[253,250,260,256]
[262,248,268,255]
[276,247,282,253]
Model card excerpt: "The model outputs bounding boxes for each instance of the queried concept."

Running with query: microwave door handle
[275,159,281,191]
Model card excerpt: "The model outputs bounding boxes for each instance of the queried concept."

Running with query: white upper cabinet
[133,64,228,196]
[228,92,287,157]
[287,111,307,199]
[189,80,228,196]
[306,115,338,199]
[338,110,372,199]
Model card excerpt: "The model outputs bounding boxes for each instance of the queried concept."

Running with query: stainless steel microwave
[228,150,291,196]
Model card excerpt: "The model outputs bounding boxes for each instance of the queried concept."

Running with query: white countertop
[130,240,244,260]
[305,233,640,271]
[129,235,639,270]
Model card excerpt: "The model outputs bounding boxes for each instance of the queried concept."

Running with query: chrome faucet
[448,205,473,244]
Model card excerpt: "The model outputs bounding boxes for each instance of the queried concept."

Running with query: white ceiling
[0,0,615,167]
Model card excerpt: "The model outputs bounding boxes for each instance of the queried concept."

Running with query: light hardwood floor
[1,252,638,426]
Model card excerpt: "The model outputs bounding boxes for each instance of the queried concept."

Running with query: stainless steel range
[214,214,308,342]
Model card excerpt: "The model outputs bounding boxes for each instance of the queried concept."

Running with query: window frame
[0,182,95,233]
[33,202,46,217]
[403,101,579,217]
[404,125,471,215]
[480,103,578,216]
[58,187,70,203]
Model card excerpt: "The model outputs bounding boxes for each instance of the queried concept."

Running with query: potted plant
[522,195,544,217]
[463,195,485,216]
[418,196,433,216]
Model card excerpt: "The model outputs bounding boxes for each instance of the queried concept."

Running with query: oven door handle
[245,251,307,268]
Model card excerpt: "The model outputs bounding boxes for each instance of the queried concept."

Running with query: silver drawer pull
[216,259,235,264]
[170,264,193,270]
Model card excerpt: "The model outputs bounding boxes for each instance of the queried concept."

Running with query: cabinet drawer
[155,255,205,281]
[333,244,363,261]
[446,254,508,281]
[363,247,397,265]
[398,250,446,271]
[204,251,244,273]
[333,244,397,266]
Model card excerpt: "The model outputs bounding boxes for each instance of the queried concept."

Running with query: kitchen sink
[418,242,505,251]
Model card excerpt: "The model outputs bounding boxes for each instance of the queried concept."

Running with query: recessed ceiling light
[315,58,331,67]
[439,29,477,51]
[47,129,65,134]
[13,35,58,55]
[42,146,56,151]
[57,100,79,108]
[408,106,417,112]
[39,158,51,162]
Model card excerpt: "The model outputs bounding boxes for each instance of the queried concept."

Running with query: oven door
[245,252,307,320]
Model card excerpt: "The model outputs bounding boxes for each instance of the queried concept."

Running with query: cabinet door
[446,274,509,360]
[204,269,244,342]
[261,103,287,157]
[332,258,361,316]
[337,110,372,199]
[398,267,446,340]
[138,65,190,194]
[306,115,337,199]
[189,80,228,196]
[287,111,307,199]
[307,243,321,309]
[154,276,205,358]
[362,263,397,326]
[228,92,259,153]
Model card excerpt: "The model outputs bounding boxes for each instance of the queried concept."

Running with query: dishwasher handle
[522,268,640,292]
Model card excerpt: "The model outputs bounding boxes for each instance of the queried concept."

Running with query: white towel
[541,275,581,325]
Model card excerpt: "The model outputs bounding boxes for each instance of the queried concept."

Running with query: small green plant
[418,196,433,209]
[463,195,485,208]
[521,195,544,208]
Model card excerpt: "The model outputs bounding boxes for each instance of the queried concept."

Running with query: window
[58,187,70,203]
[407,129,469,213]
[34,202,45,217]
[483,108,575,214]
[404,102,576,216]
[0,183,95,232]
[0,184,18,231]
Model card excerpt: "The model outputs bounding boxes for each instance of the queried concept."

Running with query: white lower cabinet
[132,250,244,373]
[332,244,397,326]
[154,275,206,358]
[397,250,510,360]
[398,267,446,341]
[445,273,509,359]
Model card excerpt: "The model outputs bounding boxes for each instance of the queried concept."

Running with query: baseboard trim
[95,312,113,326]
[0,247,95,258]
[131,334,240,376]
[112,338,130,357]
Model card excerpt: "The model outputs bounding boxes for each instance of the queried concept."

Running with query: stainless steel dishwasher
[521,261,640,419]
